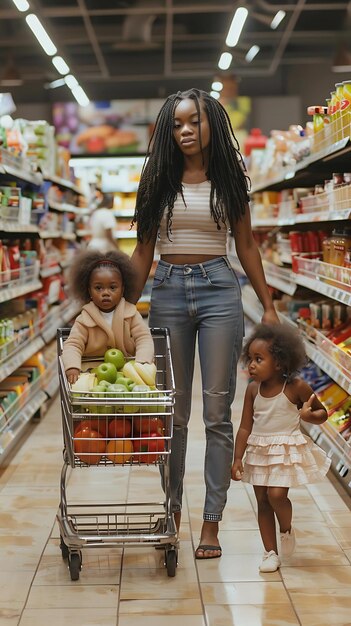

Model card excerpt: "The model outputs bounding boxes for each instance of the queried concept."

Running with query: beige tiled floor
[0,358,350,626]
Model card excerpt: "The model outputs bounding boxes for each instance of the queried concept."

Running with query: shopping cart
[56,327,178,580]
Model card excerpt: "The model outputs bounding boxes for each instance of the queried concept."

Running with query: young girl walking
[62,249,154,384]
[232,323,331,572]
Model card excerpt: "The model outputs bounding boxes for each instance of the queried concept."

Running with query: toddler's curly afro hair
[242,323,307,381]
[68,249,137,304]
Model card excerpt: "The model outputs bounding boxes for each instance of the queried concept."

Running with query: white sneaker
[259,550,281,572]
[280,528,296,557]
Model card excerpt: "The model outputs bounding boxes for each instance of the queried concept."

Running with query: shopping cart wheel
[165,548,177,577]
[59,535,69,560]
[68,552,82,581]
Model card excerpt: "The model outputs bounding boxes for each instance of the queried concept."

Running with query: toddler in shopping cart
[231,323,330,572]
[62,249,154,384]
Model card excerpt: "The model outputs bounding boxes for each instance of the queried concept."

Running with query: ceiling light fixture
[64,74,79,89]
[225,7,248,47]
[45,78,66,89]
[11,0,30,11]
[52,56,70,75]
[71,85,90,107]
[270,10,286,30]
[210,90,220,100]
[25,14,57,56]
[245,45,260,62]
[218,52,233,70]
[211,81,223,91]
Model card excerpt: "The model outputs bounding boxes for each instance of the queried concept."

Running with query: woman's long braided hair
[133,88,251,242]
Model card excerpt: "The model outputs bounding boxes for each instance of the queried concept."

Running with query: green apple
[104,348,126,370]
[117,377,135,391]
[96,362,117,384]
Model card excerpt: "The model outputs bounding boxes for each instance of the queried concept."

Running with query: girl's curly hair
[68,249,137,304]
[242,323,307,381]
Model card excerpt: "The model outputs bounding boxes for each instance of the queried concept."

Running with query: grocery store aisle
[1,357,351,626]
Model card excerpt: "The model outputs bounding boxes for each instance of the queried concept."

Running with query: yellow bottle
[341,80,351,140]
[335,82,344,142]
[330,91,337,144]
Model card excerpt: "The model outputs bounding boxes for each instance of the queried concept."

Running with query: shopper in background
[130,88,279,559]
[88,191,119,252]
[62,249,154,384]
[232,323,330,572]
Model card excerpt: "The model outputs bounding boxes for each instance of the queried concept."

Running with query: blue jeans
[149,256,244,522]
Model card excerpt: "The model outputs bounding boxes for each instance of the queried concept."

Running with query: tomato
[106,439,133,464]
[74,427,106,465]
[74,418,108,438]
[133,416,163,435]
[133,433,165,463]
[108,418,132,438]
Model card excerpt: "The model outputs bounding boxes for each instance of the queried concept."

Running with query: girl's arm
[129,232,157,304]
[233,204,279,325]
[232,383,255,480]
[295,379,328,424]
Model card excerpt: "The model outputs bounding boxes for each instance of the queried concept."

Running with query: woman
[88,191,118,253]
[130,88,278,559]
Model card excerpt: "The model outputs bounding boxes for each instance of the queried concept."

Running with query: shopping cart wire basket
[56,327,178,579]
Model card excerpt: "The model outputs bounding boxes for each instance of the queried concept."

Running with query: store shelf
[252,208,351,228]
[0,336,45,384]
[303,421,351,495]
[230,255,297,296]
[48,201,83,214]
[262,260,297,295]
[76,229,91,237]
[43,172,83,196]
[40,264,61,278]
[115,210,135,217]
[0,362,56,463]
[0,162,43,187]
[39,230,63,239]
[0,219,39,233]
[114,230,137,238]
[0,278,42,304]
[251,138,351,193]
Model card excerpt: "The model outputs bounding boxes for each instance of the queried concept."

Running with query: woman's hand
[231,459,244,481]
[261,308,280,325]
[66,368,80,385]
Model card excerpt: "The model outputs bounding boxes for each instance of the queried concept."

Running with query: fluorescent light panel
[52,56,70,75]
[270,10,286,30]
[225,7,248,47]
[65,74,79,89]
[71,85,90,107]
[211,81,223,91]
[245,45,260,62]
[218,52,232,70]
[25,14,57,56]
[11,0,30,11]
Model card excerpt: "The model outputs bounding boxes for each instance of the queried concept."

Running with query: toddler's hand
[231,460,244,481]
[300,393,315,421]
[66,368,80,385]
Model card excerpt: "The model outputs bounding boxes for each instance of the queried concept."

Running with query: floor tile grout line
[183,485,210,626]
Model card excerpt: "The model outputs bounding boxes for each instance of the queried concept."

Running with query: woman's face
[172,98,210,157]
[89,267,124,312]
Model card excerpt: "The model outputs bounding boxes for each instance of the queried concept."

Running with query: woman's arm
[233,204,279,324]
[129,233,157,304]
